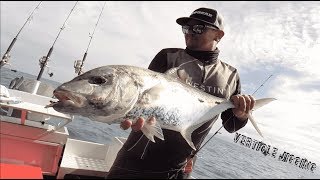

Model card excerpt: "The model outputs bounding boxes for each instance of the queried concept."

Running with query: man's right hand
[120,117,145,131]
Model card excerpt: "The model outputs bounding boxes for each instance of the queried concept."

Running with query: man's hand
[230,94,255,121]
[120,117,158,131]
[120,117,145,131]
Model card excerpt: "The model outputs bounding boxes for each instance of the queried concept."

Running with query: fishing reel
[0,53,11,67]
[39,56,48,67]
[39,56,53,77]
[74,60,83,75]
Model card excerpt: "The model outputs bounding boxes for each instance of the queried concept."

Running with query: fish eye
[89,76,107,85]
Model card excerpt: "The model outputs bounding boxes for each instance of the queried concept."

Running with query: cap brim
[176,17,192,25]
[176,17,214,25]
[176,17,221,30]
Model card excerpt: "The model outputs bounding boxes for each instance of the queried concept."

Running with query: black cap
[176,7,224,31]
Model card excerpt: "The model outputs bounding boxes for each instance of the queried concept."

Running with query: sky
[1,1,320,167]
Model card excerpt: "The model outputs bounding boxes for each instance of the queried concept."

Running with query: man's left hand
[230,94,255,121]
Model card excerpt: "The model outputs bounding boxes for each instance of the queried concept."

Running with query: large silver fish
[48,65,275,150]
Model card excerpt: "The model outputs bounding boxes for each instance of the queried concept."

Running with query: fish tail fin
[141,117,164,142]
[253,98,277,111]
[248,112,264,138]
[249,98,276,137]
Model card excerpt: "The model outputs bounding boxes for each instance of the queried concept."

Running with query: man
[106,7,255,179]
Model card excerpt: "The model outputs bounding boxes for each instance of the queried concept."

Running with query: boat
[0,83,127,179]
[0,2,127,179]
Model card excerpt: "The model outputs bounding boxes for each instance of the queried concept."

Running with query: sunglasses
[182,24,218,35]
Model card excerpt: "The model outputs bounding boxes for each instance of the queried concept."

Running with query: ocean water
[1,67,319,179]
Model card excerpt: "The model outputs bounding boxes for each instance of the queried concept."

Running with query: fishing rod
[0,1,42,68]
[252,74,273,96]
[252,74,319,106]
[74,2,106,75]
[36,1,78,81]
[183,74,274,173]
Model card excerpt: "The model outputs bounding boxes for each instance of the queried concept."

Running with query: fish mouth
[46,90,85,108]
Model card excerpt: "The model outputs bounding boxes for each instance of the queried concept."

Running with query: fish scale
[125,106,182,127]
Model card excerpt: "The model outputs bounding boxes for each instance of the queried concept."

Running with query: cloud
[215,2,320,80]
[207,3,320,164]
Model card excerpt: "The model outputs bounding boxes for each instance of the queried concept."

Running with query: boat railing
[0,85,73,131]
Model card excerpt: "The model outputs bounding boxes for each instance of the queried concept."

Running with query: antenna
[36,1,79,81]
[74,2,107,75]
[0,1,42,68]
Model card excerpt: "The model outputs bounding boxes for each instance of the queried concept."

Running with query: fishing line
[252,75,273,96]
[140,140,150,159]
[127,133,145,151]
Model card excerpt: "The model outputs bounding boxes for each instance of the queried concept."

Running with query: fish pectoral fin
[141,117,164,142]
[141,127,155,142]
